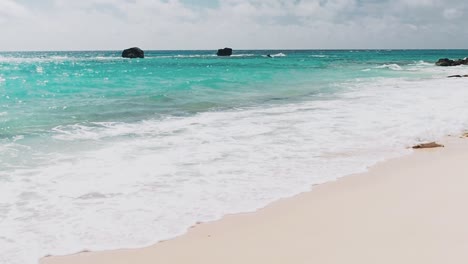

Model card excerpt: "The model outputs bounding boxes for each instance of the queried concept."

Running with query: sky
[0,0,467,51]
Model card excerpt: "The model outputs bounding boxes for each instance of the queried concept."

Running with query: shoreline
[40,135,468,264]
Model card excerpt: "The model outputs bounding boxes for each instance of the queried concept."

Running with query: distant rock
[436,58,452,66]
[412,142,444,149]
[447,74,468,78]
[216,48,233,56]
[436,58,468,66]
[122,47,144,59]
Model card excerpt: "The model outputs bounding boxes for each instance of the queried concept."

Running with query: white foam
[153,54,217,59]
[262,53,286,58]
[412,60,433,66]
[150,54,254,59]
[2,73,468,264]
[230,54,255,57]
[270,53,286,57]
[375,63,403,71]
[0,56,123,63]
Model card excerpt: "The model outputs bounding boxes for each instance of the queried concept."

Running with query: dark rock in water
[216,48,233,56]
[437,58,448,66]
[436,58,454,66]
[436,58,468,66]
[447,74,468,78]
[122,47,144,59]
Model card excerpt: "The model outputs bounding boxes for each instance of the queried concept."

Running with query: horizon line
[1,48,468,53]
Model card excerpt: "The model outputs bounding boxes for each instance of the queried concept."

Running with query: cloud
[0,0,30,19]
[397,0,440,7]
[443,8,463,20]
[0,0,468,50]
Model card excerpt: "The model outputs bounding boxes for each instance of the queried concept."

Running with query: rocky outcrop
[216,48,233,56]
[436,58,468,66]
[122,47,144,59]
[448,74,468,78]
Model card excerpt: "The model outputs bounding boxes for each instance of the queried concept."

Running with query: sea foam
[2,75,468,264]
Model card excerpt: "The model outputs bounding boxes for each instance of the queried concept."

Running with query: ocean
[1,50,468,264]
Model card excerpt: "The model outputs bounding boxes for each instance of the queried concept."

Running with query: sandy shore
[41,136,468,264]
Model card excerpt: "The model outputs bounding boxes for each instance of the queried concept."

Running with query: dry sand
[41,136,468,264]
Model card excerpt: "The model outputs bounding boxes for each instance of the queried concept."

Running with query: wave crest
[375,64,403,71]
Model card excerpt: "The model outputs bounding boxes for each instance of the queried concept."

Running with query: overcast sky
[0,0,467,51]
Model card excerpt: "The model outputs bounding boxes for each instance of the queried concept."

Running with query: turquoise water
[2,49,465,137]
[1,50,468,264]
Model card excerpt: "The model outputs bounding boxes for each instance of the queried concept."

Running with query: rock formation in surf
[216,48,233,56]
[436,58,468,66]
[447,75,468,78]
[122,47,144,59]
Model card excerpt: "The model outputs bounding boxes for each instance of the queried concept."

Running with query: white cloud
[0,0,29,18]
[443,8,463,20]
[397,0,440,7]
[0,0,468,50]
